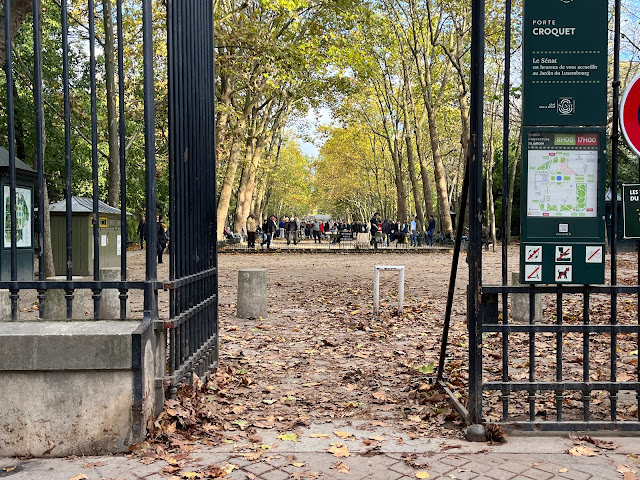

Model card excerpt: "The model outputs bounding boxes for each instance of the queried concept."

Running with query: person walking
[427,215,436,247]
[369,212,381,248]
[287,215,298,245]
[261,215,277,248]
[157,214,168,264]
[410,216,417,247]
[246,213,257,248]
[137,216,146,249]
[312,217,322,244]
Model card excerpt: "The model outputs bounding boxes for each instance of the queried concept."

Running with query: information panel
[526,132,599,218]
[520,127,606,285]
[622,184,640,239]
[523,0,608,126]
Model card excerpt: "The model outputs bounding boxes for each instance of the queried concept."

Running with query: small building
[50,196,127,276]
[0,147,37,281]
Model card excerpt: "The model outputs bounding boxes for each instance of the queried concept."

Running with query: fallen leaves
[328,442,351,458]
[415,471,431,479]
[618,465,638,480]
[277,433,299,442]
[334,462,350,473]
[568,446,598,457]
[69,475,88,480]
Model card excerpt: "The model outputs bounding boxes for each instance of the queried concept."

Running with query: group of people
[136,214,169,263]
[369,212,437,247]
[240,212,439,249]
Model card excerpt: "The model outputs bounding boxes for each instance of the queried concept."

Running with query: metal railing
[160,0,218,395]
[2,1,218,398]
[461,0,640,431]
[0,0,160,319]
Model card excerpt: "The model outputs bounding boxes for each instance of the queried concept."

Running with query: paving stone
[244,461,276,476]
[425,460,457,475]
[445,468,480,479]
[463,460,495,474]
[520,468,555,480]
[483,467,519,480]
[559,469,593,480]
[387,459,420,475]
[260,468,291,480]
[439,456,472,468]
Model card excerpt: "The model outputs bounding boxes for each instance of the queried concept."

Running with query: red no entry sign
[621,73,640,157]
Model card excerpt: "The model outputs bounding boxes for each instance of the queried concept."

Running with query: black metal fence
[161,0,218,395]
[464,0,640,431]
[1,0,218,395]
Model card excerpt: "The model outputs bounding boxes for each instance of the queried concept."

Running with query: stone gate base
[0,320,165,457]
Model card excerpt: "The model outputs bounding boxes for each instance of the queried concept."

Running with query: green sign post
[523,0,608,126]
[622,184,640,239]
[520,127,607,284]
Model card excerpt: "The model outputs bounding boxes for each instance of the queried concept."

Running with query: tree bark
[402,84,424,228]
[0,0,32,67]
[102,0,120,206]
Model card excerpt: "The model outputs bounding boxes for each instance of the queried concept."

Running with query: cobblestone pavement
[2,421,638,480]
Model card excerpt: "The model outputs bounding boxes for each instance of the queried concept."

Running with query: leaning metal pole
[437,154,471,423]
[467,0,485,425]
[437,155,469,383]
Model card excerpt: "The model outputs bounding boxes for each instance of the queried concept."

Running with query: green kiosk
[0,147,36,281]
[520,0,608,285]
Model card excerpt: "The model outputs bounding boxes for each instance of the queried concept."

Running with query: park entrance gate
[457,0,640,431]
[0,0,217,454]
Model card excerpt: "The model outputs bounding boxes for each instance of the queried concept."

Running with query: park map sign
[523,0,608,126]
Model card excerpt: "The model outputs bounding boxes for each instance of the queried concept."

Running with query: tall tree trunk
[0,0,33,67]
[402,87,424,228]
[31,7,55,278]
[506,124,522,244]
[102,0,119,206]
[216,118,246,240]
[425,106,453,236]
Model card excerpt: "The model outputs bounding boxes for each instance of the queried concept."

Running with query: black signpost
[520,0,608,285]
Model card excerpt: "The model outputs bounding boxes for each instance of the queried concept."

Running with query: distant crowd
[222,212,442,249]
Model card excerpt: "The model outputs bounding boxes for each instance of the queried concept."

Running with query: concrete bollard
[44,276,85,320]
[237,268,267,319]
[511,272,542,322]
[0,290,21,321]
[98,267,131,319]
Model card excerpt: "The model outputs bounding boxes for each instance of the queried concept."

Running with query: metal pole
[468,0,485,425]
[5,0,17,320]
[61,0,74,318]
[142,0,158,322]
[437,155,469,383]
[610,0,622,419]
[117,0,128,319]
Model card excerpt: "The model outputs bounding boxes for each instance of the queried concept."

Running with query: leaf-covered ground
[139,246,639,456]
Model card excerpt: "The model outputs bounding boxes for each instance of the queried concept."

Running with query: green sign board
[622,184,640,239]
[520,127,607,284]
[523,0,608,126]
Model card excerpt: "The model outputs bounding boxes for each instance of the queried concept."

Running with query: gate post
[467,0,485,426]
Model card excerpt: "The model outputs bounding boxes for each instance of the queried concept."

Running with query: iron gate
[161,0,219,397]
[463,0,640,431]
[1,0,218,398]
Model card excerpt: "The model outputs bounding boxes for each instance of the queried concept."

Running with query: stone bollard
[44,276,85,320]
[0,290,21,321]
[98,267,131,319]
[237,268,267,319]
[511,272,542,322]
